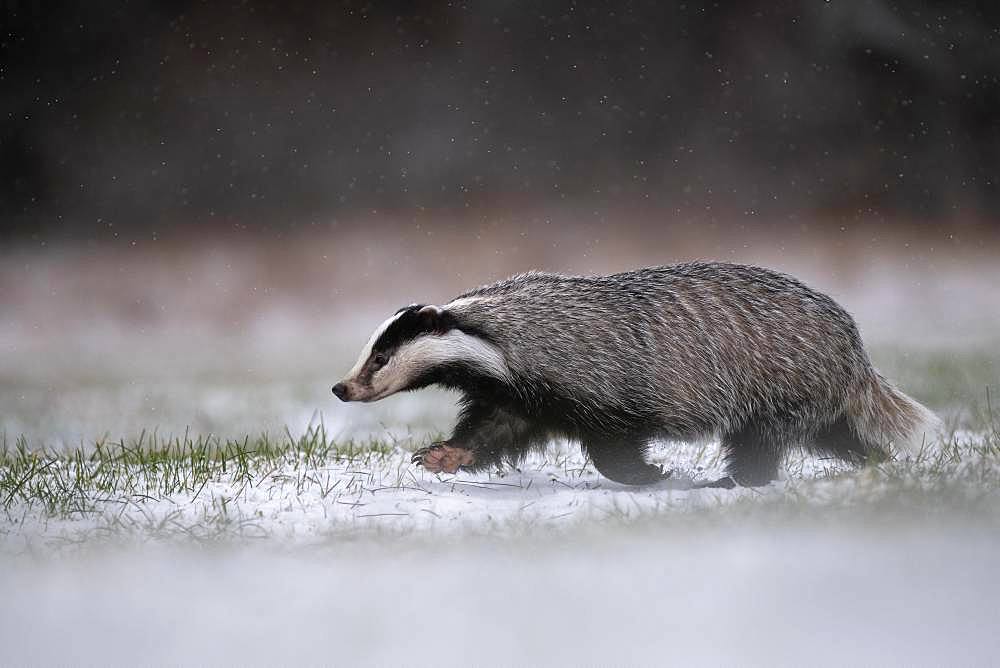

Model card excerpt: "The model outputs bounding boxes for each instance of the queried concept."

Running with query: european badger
[333,262,939,487]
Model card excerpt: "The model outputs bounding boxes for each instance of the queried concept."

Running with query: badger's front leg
[410,441,474,474]
[412,401,535,475]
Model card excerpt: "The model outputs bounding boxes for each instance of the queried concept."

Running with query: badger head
[332,303,509,402]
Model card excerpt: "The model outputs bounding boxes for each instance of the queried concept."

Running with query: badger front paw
[411,442,475,474]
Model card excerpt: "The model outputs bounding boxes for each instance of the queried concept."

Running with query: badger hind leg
[702,421,785,488]
[808,415,889,466]
[584,433,669,485]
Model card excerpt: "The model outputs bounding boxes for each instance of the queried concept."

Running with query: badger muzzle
[332,379,387,403]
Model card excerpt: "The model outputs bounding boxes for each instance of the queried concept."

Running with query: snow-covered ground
[3,234,998,665]
[5,431,993,550]
[3,431,999,665]
[0,439,777,548]
[4,521,998,666]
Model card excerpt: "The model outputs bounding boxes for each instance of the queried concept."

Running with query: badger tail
[847,371,942,456]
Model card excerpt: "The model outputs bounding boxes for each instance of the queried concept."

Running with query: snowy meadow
[2,229,999,665]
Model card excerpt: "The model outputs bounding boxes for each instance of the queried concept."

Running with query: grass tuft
[0,423,393,520]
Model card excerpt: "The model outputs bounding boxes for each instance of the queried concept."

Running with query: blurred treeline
[2,0,998,240]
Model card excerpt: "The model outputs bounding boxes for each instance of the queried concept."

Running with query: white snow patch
[1,525,998,666]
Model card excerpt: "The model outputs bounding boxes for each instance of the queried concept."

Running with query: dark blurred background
[2,0,998,241]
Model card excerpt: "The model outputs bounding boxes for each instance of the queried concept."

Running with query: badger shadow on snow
[334,262,941,489]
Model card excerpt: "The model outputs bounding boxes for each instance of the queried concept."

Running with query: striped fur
[337,262,940,486]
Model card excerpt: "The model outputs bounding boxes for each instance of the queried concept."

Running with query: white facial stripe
[405,331,511,381]
[347,311,405,379]
[369,330,511,398]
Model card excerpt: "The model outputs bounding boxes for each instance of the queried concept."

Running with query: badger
[332,262,939,487]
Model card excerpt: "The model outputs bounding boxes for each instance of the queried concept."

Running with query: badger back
[446,264,872,431]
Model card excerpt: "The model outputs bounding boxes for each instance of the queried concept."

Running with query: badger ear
[395,303,421,315]
[417,304,452,334]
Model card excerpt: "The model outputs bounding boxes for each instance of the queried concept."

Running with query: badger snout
[332,382,351,401]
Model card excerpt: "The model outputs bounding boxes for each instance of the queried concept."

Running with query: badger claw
[411,442,475,474]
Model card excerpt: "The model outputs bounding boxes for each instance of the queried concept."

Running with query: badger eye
[372,352,389,367]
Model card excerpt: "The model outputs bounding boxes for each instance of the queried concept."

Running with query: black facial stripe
[372,304,464,359]
[372,305,433,353]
